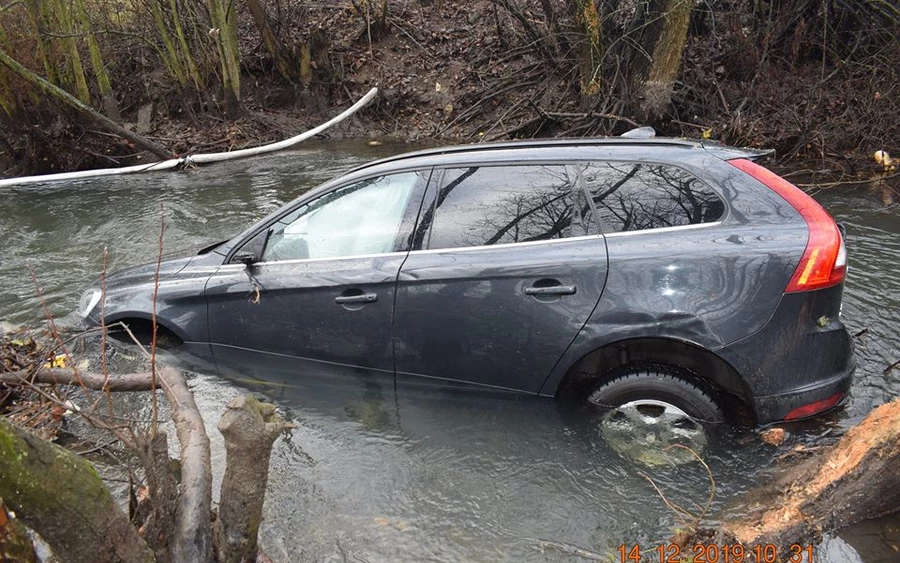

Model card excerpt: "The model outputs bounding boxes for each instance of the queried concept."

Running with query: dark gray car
[80,137,855,427]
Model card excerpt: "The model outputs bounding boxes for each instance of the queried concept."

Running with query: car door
[393,164,609,392]
[204,170,430,379]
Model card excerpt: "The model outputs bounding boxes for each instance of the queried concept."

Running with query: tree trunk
[0,29,17,116]
[2,366,211,561]
[75,0,121,120]
[0,46,173,160]
[167,0,204,91]
[132,431,179,563]
[0,417,156,563]
[149,0,188,88]
[642,0,693,117]
[2,366,290,562]
[24,1,59,85]
[207,0,241,117]
[215,396,291,563]
[716,398,900,547]
[52,0,91,104]
[246,0,294,82]
[573,0,603,96]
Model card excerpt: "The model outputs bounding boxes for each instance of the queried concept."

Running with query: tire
[587,365,724,424]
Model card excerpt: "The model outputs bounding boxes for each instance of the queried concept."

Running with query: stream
[1,142,898,562]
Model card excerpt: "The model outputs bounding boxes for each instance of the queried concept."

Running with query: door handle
[334,293,378,304]
[525,285,576,296]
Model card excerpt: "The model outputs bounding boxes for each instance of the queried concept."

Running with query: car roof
[345,137,771,176]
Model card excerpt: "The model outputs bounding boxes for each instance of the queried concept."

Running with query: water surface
[0,144,897,562]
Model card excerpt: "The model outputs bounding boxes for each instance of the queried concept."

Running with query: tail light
[728,159,846,293]
[784,392,845,420]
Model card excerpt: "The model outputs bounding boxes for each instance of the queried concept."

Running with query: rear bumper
[751,357,855,423]
[717,284,856,425]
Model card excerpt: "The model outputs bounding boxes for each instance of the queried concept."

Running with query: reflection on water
[0,146,897,562]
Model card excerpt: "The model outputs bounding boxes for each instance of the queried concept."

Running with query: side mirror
[230,229,270,266]
[231,250,257,265]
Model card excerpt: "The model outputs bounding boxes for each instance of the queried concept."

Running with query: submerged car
[80,137,855,427]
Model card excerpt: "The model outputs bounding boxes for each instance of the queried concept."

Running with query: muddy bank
[1,1,898,182]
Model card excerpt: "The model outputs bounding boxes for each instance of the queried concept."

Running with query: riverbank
[1,1,897,183]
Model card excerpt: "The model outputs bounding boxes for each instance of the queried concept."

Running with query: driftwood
[1,367,159,391]
[1,365,288,562]
[716,398,900,547]
[215,396,291,563]
[156,366,213,563]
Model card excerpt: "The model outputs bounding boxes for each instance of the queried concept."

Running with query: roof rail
[346,136,701,174]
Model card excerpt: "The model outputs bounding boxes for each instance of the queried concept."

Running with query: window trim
[404,219,725,256]
[602,220,724,238]
[219,250,411,269]
[409,233,606,255]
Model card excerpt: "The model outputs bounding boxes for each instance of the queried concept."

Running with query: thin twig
[28,267,81,388]
[101,247,111,414]
[639,472,694,526]
[794,171,900,188]
[666,444,716,524]
[150,204,165,432]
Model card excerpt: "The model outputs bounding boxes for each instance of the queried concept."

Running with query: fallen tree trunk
[0,417,156,563]
[0,46,173,161]
[717,398,900,547]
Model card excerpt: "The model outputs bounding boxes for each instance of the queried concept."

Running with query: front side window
[421,165,591,250]
[579,162,725,232]
[262,172,419,261]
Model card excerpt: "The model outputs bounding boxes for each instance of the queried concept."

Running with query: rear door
[204,170,430,378]
[393,164,609,392]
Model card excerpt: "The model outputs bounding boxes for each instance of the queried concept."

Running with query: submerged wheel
[587,365,724,466]
[587,365,724,423]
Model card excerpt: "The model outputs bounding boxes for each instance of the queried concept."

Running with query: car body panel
[204,253,406,375]
[96,253,222,344]
[395,234,609,392]
[717,284,855,422]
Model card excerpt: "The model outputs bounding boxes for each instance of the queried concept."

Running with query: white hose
[0,88,378,189]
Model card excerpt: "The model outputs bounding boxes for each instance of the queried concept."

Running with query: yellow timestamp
[618,542,816,563]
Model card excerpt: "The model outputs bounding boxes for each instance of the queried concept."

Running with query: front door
[205,170,430,379]
[393,164,609,392]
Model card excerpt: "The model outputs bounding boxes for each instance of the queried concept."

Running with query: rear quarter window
[578,162,725,232]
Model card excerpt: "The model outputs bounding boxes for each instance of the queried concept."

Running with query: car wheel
[587,365,723,466]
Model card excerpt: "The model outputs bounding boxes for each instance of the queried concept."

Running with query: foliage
[0,1,897,174]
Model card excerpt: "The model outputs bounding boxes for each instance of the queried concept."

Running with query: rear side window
[421,165,593,250]
[578,162,724,232]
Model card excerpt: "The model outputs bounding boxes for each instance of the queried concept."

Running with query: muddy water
[0,144,897,562]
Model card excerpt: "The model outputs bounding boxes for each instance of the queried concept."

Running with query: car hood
[103,251,223,291]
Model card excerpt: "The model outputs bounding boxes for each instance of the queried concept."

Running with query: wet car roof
[345,138,769,176]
